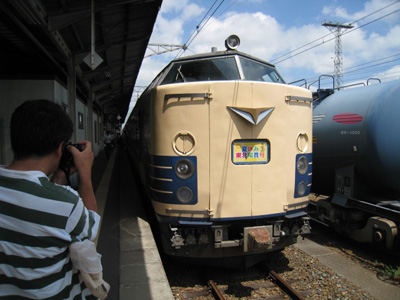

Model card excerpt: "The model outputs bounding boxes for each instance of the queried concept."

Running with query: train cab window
[239,57,284,83]
[161,57,240,85]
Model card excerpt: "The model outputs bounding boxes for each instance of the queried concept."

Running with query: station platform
[91,147,174,300]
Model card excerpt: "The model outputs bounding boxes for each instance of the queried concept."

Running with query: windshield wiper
[175,65,187,82]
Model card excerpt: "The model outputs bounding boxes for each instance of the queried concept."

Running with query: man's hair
[10,100,73,160]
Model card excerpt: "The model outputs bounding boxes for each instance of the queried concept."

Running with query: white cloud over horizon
[126,0,400,116]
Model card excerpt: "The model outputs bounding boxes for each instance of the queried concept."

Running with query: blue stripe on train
[148,155,198,205]
[294,153,312,198]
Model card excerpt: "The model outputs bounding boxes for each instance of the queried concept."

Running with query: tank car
[124,36,312,266]
[310,79,400,251]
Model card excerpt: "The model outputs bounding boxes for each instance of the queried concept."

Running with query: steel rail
[208,280,226,300]
[268,269,306,300]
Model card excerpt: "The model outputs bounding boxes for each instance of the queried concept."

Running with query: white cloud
[135,0,400,90]
[374,64,400,81]
[322,0,400,25]
[150,0,205,46]
[188,11,339,81]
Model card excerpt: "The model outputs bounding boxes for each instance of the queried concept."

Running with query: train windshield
[239,57,283,83]
[160,54,284,85]
[161,57,240,84]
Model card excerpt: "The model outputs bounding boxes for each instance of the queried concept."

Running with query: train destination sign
[232,140,269,164]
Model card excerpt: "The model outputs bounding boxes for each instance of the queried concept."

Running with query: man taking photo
[0,99,102,299]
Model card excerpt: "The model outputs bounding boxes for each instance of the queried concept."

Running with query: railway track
[267,269,306,300]
[167,238,388,300]
[166,217,396,300]
[172,266,308,300]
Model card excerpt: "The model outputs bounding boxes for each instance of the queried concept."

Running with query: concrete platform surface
[296,237,400,300]
[94,148,174,300]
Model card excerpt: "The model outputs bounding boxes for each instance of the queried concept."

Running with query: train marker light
[174,159,195,179]
[177,187,193,203]
[297,181,307,197]
[225,35,240,50]
[296,156,308,175]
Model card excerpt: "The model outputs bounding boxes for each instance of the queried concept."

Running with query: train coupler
[243,225,274,252]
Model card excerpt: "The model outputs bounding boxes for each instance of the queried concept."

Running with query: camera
[59,142,84,170]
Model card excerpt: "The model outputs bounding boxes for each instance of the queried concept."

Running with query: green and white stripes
[0,167,100,299]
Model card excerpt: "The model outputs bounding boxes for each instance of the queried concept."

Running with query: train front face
[148,51,312,258]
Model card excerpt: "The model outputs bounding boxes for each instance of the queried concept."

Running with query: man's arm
[69,141,98,213]
[77,169,97,213]
[51,141,98,213]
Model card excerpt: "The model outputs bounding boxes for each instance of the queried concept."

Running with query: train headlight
[177,187,193,203]
[296,155,308,175]
[296,181,307,197]
[174,159,195,180]
[225,35,240,50]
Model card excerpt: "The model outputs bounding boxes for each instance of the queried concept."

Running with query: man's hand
[68,141,94,180]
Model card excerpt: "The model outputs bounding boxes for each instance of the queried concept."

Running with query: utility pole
[322,22,353,89]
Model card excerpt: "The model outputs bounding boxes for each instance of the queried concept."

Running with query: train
[309,78,400,252]
[123,36,313,266]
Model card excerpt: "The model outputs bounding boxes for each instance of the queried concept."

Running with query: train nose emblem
[228,106,275,125]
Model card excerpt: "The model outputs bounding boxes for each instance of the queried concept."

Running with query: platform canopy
[0,0,163,123]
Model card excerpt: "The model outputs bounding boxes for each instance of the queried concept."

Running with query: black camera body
[59,143,84,170]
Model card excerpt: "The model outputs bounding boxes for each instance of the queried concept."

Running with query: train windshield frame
[160,53,284,85]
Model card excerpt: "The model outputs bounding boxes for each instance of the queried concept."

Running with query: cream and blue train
[124,36,312,265]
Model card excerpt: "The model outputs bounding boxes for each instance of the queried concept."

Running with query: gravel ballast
[168,226,400,300]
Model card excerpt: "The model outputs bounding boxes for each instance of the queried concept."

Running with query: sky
[127,0,400,114]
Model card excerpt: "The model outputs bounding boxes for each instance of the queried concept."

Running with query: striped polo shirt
[0,166,101,299]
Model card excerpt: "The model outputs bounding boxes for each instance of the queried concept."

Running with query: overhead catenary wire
[306,53,400,81]
[270,0,400,65]
[305,54,400,84]
[307,62,400,84]
[175,0,225,58]
[343,53,400,71]
[349,0,400,24]
[269,32,333,64]
[174,0,400,77]
[273,8,400,65]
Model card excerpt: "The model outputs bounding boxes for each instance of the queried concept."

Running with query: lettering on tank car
[313,114,326,124]
[340,131,361,135]
[332,113,363,124]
